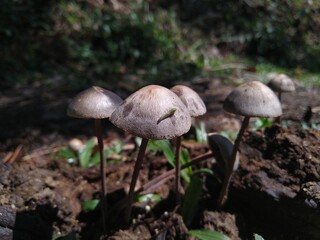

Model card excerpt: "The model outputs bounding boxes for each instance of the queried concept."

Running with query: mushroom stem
[278,90,282,102]
[125,138,149,223]
[94,119,106,232]
[106,151,214,225]
[275,91,282,123]
[175,136,182,204]
[217,116,250,209]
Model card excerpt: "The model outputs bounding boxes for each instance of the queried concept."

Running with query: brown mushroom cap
[223,81,282,117]
[170,85,207,117]
[267,73,296,92]
[67,86,123,119]
[109,85,192,140]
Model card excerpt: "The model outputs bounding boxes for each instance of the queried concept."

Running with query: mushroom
[67,86,123,230]
[217,81,282,208]
[170,85,206,203]
[267,73,295,101]
[267,73,295,123]
[110,85,191,221]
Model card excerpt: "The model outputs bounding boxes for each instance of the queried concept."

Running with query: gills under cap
[170,85,207,117]
[67,86,123,119]
[223,81,282,118]
[110,85,192,140]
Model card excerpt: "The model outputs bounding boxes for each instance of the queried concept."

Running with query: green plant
[56,138,123,168]
[189,229,231,240]
[252,117,273,130]
[134,193,161,204]
[181,175,202,225]
[82,199,100,212]
[253,233,264,240]
[195,122,208,143]
[147,139,192,183]
[52,232,76,240]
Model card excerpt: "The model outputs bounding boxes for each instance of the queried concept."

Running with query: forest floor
[0,74,319,240]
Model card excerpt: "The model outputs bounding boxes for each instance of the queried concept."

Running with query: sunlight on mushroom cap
[170,85,207,117]
[67,86,123,119]
[110,85,192,140]
[223,81,282,117]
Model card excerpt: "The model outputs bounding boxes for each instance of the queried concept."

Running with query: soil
[0,77,319,240]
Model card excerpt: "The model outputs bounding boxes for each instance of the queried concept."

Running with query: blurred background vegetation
[1,0,320,91]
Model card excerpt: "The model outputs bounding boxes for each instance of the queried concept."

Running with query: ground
[0,76,319,240]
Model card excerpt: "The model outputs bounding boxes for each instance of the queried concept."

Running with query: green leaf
[192,168,215,176]
[253,233,264,240]
[57,148,77,161]
[195,122,207,143]
[181,176,202,226]
[134,193,161,203]
[180,148,191,183]
[79,139,95,168]
[189,229,231,240]
[253,117,272,130]
[88,151,100,167]
[147,140,191,183]
[53,232,77,240]
[82,199,99,211]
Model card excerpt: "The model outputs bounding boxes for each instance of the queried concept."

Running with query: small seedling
[254,233,265,240]
[195,121,208,143]
[57,139,123,168]
[134,193,161,204]
[82,199,100,212]
[252,117,273,130]
[181,175,202,226]
[189,229,231,240]
[147,139,192,183]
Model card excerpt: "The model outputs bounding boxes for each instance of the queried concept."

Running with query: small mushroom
[170,85,206,203]
[267,73,295,123]
[110,85,191,221]
[67,86,123,231]
[217,81,282,208]
[267,73,295,101]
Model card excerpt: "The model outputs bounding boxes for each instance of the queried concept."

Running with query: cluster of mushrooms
[67,76,294,228]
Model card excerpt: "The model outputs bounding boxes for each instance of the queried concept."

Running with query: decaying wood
[229,125,320,239]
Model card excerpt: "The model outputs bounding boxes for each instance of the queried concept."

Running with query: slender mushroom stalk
[174,137,182,203]
[170,85,206,204]
[216,117,249,207]
[94,118,106,226]
[217,81,282,208]
[67,86,123,232]
[267,73,295,123]
[110,85,191,222]
[125,138,149,221]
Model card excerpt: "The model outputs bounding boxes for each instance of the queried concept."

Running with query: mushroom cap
[223,81,282,117]
[67,86,123,119]
[267,73,296,92]
[170,85,207,117]
[109,85,192,140]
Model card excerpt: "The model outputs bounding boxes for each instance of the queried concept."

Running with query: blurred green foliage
[1,0,319,89]
[0,0,195,89]
[180,0,320,71]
